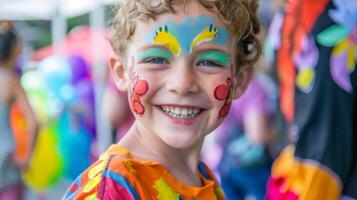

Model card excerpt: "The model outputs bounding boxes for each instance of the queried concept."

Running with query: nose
[166,61,199,95]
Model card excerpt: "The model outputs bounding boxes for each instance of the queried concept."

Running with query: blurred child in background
[0,22,38,200]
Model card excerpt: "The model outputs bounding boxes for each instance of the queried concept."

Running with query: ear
[232,65,255,99]
[108,54,128,92]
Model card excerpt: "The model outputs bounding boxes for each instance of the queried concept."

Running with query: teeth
[160,106,201,118]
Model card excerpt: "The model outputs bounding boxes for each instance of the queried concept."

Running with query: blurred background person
[0,21,38,200]
[266,0,357,199]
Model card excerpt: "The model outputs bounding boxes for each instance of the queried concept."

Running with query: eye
[144,57,169,64]
[197,60,223,68]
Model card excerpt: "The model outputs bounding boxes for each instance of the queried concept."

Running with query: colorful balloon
[21,70,60,120]
[38,56,72,96]
[68,55,90,84]
[18,57,96,191]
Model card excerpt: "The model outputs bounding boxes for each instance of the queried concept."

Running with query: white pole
[51,2,66,55]
[90,3,111,153]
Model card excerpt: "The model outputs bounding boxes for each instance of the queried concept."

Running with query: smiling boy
[63,0,261,199]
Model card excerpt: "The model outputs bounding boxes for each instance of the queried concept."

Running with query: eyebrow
[136,47,174,61]
[196,50,230,67]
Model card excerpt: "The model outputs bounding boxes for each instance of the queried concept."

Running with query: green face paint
[137,47,173,62]
[196,50,230,67]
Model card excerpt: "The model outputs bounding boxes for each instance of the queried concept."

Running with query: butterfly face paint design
[146,16,229,56]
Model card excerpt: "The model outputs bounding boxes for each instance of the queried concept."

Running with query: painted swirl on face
[128,56,149,115]
[214,64,236,118]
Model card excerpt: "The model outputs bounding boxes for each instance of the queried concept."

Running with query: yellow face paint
[191,24,218,51]
[152,25,181,56]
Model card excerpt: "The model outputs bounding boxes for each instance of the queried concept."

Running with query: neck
[119,122,204,174]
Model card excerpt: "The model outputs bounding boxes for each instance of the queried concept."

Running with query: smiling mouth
[159,105,203,119]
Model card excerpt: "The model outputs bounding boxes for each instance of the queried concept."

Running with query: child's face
[112,1,253,149]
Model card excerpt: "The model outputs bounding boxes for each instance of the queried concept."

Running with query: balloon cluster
[12,55,96,191]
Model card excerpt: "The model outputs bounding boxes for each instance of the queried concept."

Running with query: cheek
[128,64,150,115]
[130,79,149,115]
[212,77,233,118]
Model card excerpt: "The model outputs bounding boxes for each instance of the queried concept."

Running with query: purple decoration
[331,50,353,92]
[74,78,96,138]
[68,55,90,84]
[294,36,319,70]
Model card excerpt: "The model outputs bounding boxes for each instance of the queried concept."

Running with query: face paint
[146,16,229,56]
[215,64,236,118]
[191,24,218,51]
[128,56,149,115]
[132,80,148,115]
[137,47,173,62]
[152,25,181,56]
[196,50,230,68]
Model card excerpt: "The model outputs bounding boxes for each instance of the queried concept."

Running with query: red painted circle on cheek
[214,84,229,101]
[134,80,149,96]
[133,100,145,114]
[219,103,231,118]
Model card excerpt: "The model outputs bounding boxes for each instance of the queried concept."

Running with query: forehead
[130,2,233,53]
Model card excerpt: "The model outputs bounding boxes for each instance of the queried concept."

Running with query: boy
[63,0,261,199]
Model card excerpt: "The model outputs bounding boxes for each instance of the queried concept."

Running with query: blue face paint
[144,16,229,55]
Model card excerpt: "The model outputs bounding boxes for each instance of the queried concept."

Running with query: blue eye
[197,60,222,68]
[144,57,168,64]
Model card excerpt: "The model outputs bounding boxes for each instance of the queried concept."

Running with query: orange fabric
[10,103,30,162]
[63,145,225,200]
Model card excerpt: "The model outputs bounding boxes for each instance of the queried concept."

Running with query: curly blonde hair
[108,0,261,69]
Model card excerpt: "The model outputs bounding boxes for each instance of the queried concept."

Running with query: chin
[160,132,201,149]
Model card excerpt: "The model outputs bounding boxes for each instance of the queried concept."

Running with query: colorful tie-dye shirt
[63,145,225,200]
